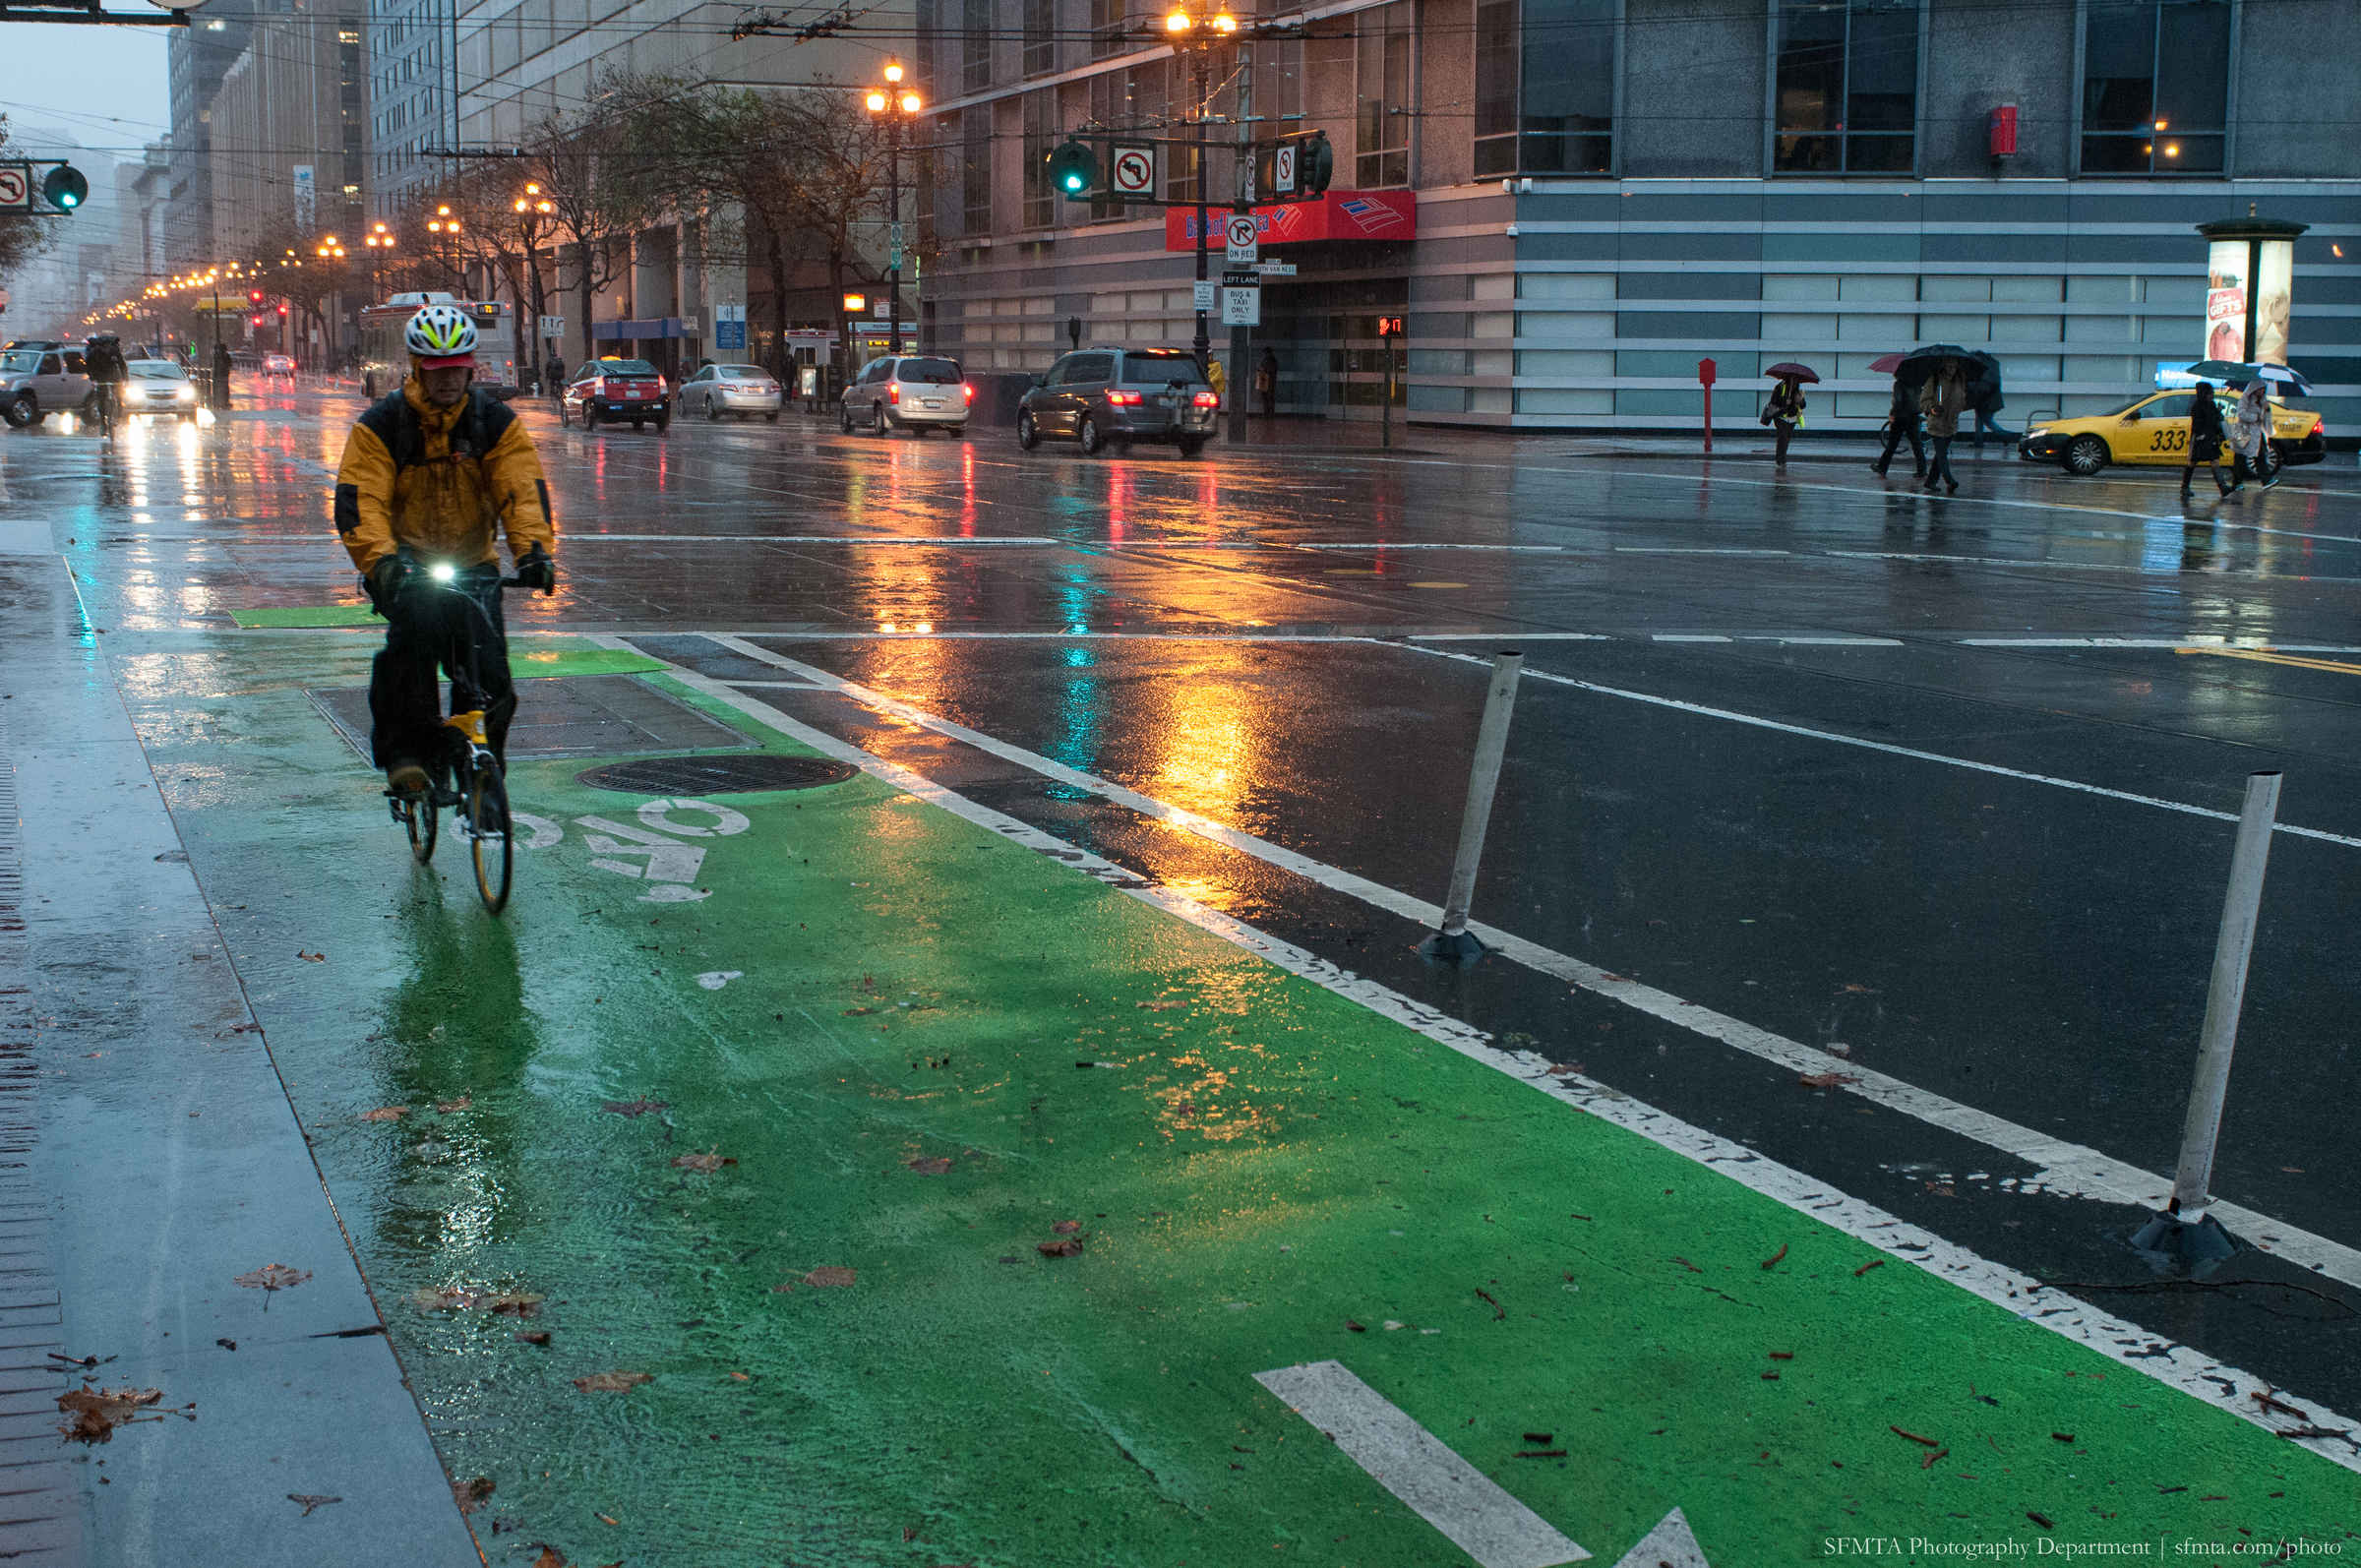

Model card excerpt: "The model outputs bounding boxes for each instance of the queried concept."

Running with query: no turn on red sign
[1225,213,1259,266]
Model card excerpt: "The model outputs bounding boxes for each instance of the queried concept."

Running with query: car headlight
[2024,427,2048,441]
[175,386,195,400]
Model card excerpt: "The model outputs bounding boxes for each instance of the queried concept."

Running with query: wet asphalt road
[26,386,2361,1414]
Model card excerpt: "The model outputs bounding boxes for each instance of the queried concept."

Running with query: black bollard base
[2129,1208,2238,1265]
[1416,929,1488,963]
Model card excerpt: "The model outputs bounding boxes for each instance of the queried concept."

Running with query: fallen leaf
[361,1107,408,1121]
[2050,1431,2077,1443]
[1037,1239,1084,1258]
[1798,1071,1859,1089]
[488,1294,545,1316]
[297,950,326,962]
[435,1096,471,1114]
[56,1385,166,1444]
[1854,1258,1885,1277]
[1920,1447,1949,1471]
[1760,1243,1788,1270]
[769,1282,796,1293]
[597,1513,620,1526]
[671,1148,738,1173]
[1345,1319,1366,1333]
[533,1550,568,1568]
[1769,1352,1794,1360]
[805,1266,858,1289]
[1891,1425,1941,1447]
[1135,999,1183,1010]
[730,1371,750,1381]
[2027,1512,2054,1531]
[573,1370,654,1393]
[453,1477,496,1513]
[414,1288,483,1311]
[601,1098,667,1117]
[515,1330,551,1346]
[233,1264,312,1297]
[907,1157,953,1175]
[1051,1220,1081,1236]
[1544,1063,1584,1076]
[1522,1432,1553,1443]
[286,1493,342,1516]
[216,1339,236,1352]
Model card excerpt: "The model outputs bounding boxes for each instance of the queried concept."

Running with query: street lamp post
[513,185,554,391]
[1162,0,1238,370]
[865,63,924,371]
[426,204,463,292]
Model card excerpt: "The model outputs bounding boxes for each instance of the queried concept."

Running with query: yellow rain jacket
[334,375,555,573]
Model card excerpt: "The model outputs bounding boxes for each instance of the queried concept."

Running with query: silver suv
[0,344,90,428]
[840,355,971,437]
[1017,346,1216,457]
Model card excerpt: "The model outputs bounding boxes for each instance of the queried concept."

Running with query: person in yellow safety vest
[333,302,557,797]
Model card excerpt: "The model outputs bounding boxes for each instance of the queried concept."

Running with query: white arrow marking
[1253,1361,1589,1567]
[1613,1508,1711,1568]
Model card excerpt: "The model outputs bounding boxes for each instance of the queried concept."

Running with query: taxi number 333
[2148,428,2190,452]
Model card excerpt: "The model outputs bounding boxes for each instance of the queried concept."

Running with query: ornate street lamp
[1162,0,1236,365]
[864,60,924,361]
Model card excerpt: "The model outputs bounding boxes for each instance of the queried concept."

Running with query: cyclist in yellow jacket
[334,302,557,795]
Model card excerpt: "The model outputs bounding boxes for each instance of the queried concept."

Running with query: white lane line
[1615,547,1789,556]
[1427,650,2361,853]
[1411,633,1613,642]
[702,633,2361,1297]
[1297,542,1565,552]
[1253,1361,1591,1567]
[1650,633,1903,645]
[561,534,1060,545]
[1829,548,2321,579]
[604,633,2361,1474]
[1963,637,2361,651]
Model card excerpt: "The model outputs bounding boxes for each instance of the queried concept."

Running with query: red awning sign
[1165,190,1417,251]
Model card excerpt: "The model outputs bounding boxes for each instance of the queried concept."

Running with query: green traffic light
[1046,140,1098,201]
[42,165,89,212]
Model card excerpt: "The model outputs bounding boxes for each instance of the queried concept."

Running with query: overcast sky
[2,22,173,152]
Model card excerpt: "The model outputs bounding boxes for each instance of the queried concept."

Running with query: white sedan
[123,359,201,421]
[677,364,783,422]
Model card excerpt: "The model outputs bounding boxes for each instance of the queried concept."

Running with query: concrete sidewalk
[0,523,476,1566]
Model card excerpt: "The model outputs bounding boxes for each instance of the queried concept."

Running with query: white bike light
[429,562,456,582]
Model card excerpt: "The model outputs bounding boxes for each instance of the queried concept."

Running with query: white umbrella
[2253,364,2312,393]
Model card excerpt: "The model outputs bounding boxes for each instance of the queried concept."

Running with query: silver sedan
[677,364,783,422]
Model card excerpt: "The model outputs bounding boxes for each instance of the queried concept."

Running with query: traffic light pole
[1190,51,1209,368]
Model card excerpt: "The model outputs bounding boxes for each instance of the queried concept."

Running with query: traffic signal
[1046,139,1098,200]
[249,289,265,305]
[1376,316,1404,338]
[1300,132,1334,196]
[42,165,88,212]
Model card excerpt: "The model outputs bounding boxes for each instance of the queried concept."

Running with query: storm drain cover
[575,754,858,795]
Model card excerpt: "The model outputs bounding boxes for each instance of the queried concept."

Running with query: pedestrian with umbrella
[1761,362,1815,469]
[2229,380,2277,490]
[2181,380,2234,500]
[1967,351,2011,450]
[1867,352,1924,479]
[1913,351,1969,493]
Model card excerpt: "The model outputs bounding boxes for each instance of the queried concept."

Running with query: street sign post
[1225,213,1259,267]
[1698,357,1717,453]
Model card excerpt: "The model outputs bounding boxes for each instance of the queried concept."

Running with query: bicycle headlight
[429,562,456,582]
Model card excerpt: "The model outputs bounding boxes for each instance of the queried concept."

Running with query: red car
[561,358,669,432]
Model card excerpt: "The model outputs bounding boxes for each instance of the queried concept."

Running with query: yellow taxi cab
[2020,390,2324,477]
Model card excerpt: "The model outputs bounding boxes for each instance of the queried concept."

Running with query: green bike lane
[111,630,2359,1565]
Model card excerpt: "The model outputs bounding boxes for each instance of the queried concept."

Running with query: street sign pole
[1192,53,1210,367]
[1698,357,1718,454]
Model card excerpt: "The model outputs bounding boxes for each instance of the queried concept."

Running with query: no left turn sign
[0,169,26,211]
[1110,146,1155,198]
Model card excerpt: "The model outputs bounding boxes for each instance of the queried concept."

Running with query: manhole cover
[575,754,858,795]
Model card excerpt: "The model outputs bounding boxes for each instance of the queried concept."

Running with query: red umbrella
[1764,362,1819,383]
[1867,353,1906,374]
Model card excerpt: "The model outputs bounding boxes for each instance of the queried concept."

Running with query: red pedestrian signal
[1376,316,1405,338]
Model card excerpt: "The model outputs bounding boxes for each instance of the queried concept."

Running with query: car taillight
[1107,391,1142,405]
[2313,415,2325,435]
[1192,392,1219,406]
[962,383,974,401]
[888,384,901,403]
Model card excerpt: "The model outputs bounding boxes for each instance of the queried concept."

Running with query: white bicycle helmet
[404,303,479,366]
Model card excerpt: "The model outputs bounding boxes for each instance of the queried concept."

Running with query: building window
[2080,0,2229,174]
[1475,0,1615,177]
[963,0,993,91]
[1355,0,1411,189]
[1023,89,1057,228]
[1024,0,1055,76]
[1774,0,1919,174]
[963,103,993,234]
[1091,0,1126,60]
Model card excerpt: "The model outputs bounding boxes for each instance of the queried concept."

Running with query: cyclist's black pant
[370,567,516,772]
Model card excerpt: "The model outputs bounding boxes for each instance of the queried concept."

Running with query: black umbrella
[1894,344,1976,387]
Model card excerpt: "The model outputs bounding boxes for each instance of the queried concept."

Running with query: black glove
[367,554,407,608]
[515,547,556,595]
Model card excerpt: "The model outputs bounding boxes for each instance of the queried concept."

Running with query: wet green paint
[116,638,2358,1565]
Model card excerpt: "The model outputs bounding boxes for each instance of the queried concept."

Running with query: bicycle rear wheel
[468,766,513,913]
[403,793,438,863]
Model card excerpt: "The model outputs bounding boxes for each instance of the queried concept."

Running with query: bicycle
[384,560,536,914]
[86,381,118,446]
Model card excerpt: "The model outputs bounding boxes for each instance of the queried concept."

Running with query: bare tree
[0,118,57,278]
[515,74,671,372]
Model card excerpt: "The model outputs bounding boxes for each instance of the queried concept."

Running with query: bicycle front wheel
[468,767,513,914]
[404,792,438,863]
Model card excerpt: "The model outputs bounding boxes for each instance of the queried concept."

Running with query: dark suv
[1017,347,1217,457]
[561,358,670,432]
